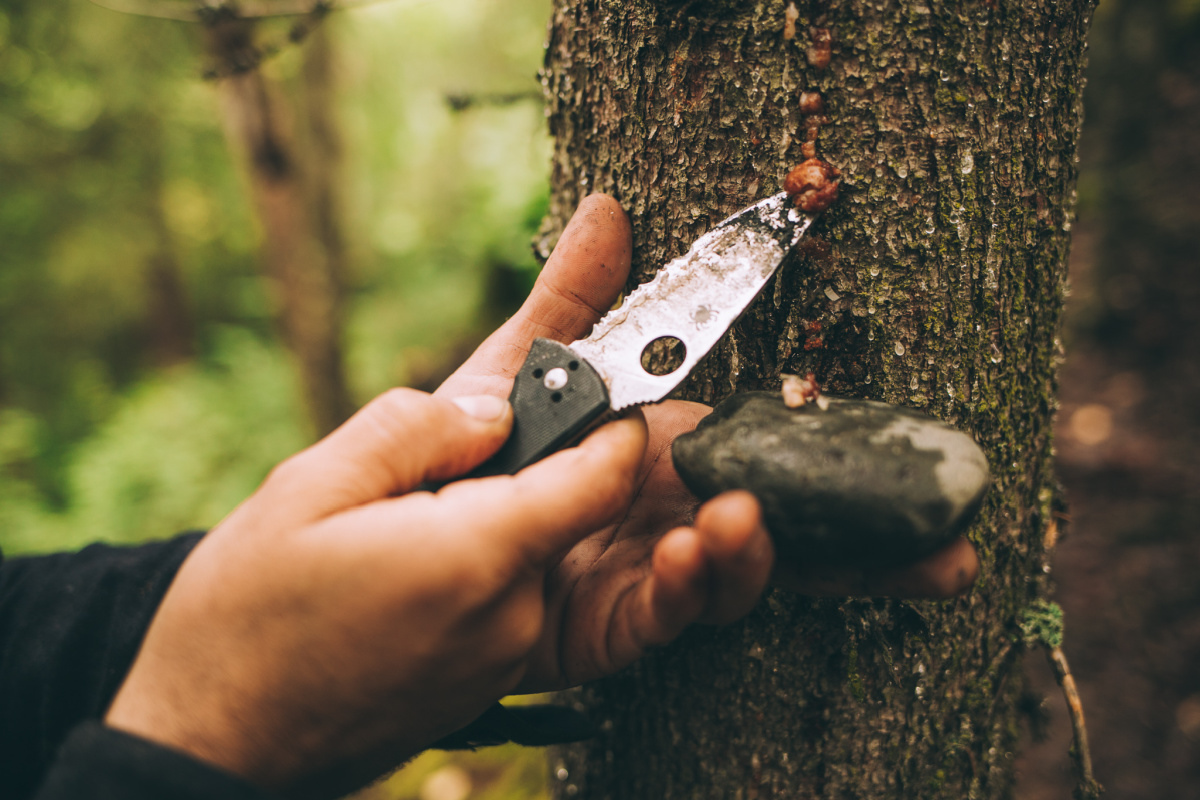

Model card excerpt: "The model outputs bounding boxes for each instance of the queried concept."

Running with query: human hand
[434,194,979,692]
[104,193,978,800]
[104,390,649,799]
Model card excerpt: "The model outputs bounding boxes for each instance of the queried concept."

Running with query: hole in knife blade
[640,336,687,377]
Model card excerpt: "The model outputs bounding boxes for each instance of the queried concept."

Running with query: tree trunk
[205,17,355,437]
[542,1,1094,797]
[141,115,196,368]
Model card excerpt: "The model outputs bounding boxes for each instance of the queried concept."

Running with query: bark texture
[541,1,1094,797]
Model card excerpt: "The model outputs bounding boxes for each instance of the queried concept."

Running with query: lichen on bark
[540,1,1095,797]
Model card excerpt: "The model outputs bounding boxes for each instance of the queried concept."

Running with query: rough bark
[205,17,355,437]
[541,1,1094,797]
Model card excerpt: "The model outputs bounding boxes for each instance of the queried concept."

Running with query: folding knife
[435,193,815,751]
[469,192,814,478]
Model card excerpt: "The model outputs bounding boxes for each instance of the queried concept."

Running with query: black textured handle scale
[466,338,611,478]
[433,339,610,749]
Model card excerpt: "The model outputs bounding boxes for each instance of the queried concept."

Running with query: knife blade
[467,192,814,478]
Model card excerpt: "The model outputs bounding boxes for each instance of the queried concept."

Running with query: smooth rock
[672,392,989,565]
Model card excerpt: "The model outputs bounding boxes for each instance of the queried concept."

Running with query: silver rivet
[544,367,569,390]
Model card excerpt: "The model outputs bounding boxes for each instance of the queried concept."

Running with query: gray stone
[672,392,989,565]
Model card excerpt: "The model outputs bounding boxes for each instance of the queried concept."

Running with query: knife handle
[464,338,611,478]
[433,340,610,750]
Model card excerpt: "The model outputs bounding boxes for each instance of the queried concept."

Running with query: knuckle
[445,543,516,608]
[433,550,543,660]
[367,387,430,428]
[358,387,449,453]
[930,569,969,599]
[495,589,545,656]
[262,451,307,491]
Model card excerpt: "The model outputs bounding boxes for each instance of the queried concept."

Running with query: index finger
[443,411,650,569]
[347,411,647,576]
[436,194,632,399]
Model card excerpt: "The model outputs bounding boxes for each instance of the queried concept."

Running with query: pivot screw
[544,367,569,391]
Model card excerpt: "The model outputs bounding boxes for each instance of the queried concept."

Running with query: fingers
[397,411,650,570]
[772,537,980,598]
[614,527,708,659]
[691,491,775,624]
[866,538,980,598]
[643,492,774,631]
[254,390,513,524]
[436,194,632,399]
[618,492,774,658]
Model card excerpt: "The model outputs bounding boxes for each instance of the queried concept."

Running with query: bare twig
[1020,599,1103,799]
[1047,645,1104,800]
[199,2,332,79]
[88,0,408,79]
[445,90,543,111]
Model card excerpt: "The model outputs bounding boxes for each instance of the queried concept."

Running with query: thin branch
[237,0,379,16]
[1047,646,1104,800]
[200,3,332,80]
[445,90,544,112]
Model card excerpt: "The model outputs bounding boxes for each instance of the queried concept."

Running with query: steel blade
[569,192,814,410]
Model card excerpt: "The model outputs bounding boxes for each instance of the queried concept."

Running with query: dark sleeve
[0,533,204,800]
[32,722,273,800]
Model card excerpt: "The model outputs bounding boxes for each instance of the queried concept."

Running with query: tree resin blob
[784,158,841,212]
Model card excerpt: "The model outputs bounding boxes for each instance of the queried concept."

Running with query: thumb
[424,411,649,569]
[256,389,513,523]
[435,194,632,399]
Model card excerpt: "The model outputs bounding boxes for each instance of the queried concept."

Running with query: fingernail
[451,394,510,422]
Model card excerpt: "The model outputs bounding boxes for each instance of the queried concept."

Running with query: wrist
[37,721,274,800]
[105,677,277,791]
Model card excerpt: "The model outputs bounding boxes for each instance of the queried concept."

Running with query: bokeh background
[0,1,1196,798]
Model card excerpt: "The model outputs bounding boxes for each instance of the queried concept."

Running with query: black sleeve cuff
[0,532,207,798]
[34,722,275,800]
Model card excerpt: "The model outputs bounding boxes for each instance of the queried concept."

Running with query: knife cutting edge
[466,192,815,479]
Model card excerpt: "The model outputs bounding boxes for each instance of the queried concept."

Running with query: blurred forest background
[0,1,1196,799]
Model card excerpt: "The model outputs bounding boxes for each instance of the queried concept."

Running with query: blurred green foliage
[0,0,554,560]
[358,741,551,800]
[0,329,307,552]
[2,2,554,794]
